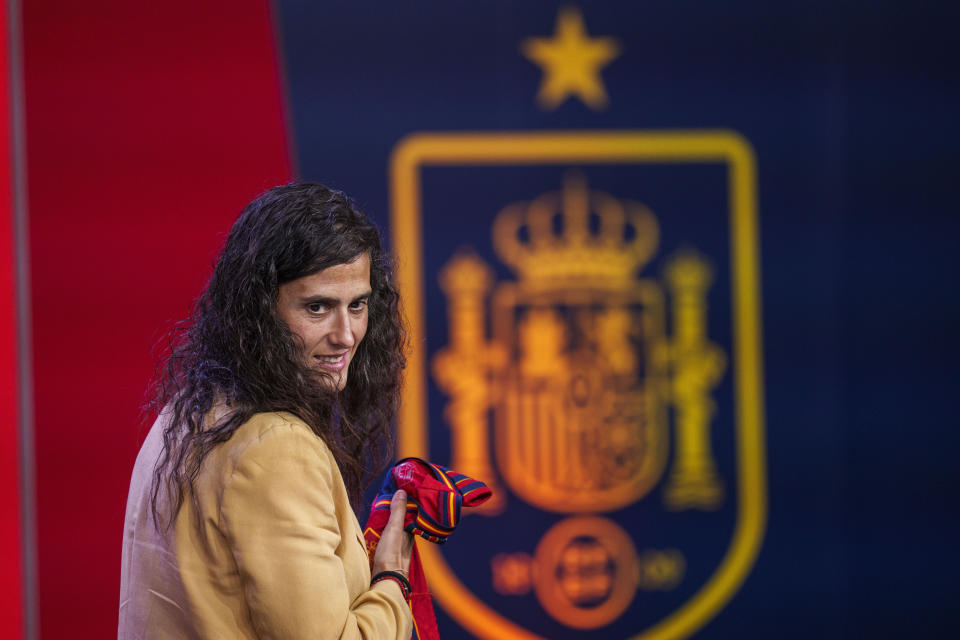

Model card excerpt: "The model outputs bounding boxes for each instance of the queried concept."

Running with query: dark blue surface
[276,1,959,636]
[416,162,736,638]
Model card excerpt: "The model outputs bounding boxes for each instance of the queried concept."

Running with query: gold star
[521,6,621,111]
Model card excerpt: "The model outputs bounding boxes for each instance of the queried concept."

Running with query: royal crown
[492,172,659,291]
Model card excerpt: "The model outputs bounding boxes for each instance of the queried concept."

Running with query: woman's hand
[371,490,414,577]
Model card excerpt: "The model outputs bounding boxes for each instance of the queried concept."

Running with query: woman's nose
[330,310,356,348]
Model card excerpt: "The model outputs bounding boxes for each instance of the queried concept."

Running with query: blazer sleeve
[219,423,412,640]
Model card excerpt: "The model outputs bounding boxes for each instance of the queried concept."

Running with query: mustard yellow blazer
[119,411,412,639]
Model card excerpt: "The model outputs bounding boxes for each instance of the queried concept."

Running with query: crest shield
[391,131,766,639]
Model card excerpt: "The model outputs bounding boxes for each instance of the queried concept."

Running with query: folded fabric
[364,458,492,640]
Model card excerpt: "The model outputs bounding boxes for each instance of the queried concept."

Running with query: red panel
[0,0,25,636]
[22,1,292,636]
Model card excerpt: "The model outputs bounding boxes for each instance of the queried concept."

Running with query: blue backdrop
[274,1,958,637]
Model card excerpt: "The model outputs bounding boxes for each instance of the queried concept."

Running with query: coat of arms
[391,131,766,639]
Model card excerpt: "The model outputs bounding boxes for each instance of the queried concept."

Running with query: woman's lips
[314,353,347,371]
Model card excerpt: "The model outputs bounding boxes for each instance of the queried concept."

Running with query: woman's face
[275,253,371,390]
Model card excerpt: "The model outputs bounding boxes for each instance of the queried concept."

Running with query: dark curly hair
[150,182,405,526]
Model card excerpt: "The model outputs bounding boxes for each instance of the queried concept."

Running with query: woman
[119,183,414,639]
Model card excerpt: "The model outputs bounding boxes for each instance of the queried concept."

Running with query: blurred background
[1,0,957,638]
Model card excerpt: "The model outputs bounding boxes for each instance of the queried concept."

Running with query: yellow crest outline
[389,130,767,640]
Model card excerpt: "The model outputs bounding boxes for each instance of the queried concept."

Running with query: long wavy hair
[149,182,405,526]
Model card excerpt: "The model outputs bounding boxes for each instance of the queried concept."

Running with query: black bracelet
[371,570,411,600]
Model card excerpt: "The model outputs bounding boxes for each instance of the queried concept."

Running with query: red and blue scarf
[364,458,492,640]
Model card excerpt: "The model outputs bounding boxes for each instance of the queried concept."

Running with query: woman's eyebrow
[300,290,372,304]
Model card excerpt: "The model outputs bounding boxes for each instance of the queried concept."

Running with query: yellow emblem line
[389,129,766,640]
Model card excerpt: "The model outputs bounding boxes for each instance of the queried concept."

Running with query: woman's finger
[386,490,407,531]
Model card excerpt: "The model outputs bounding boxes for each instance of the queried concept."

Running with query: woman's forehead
[280,253,372,299]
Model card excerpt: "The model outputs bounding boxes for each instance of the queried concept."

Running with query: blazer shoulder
[246,409,330,447]
[210,412,334,481]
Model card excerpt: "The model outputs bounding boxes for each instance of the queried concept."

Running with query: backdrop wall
[17,0,959,638]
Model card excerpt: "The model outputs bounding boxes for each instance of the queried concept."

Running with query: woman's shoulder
[229,411,329,451]
[206,411,335,479]
[193,412,349,532]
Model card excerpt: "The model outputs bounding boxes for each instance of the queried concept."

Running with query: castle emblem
[389,129,766,640]
[431,172,726,628]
